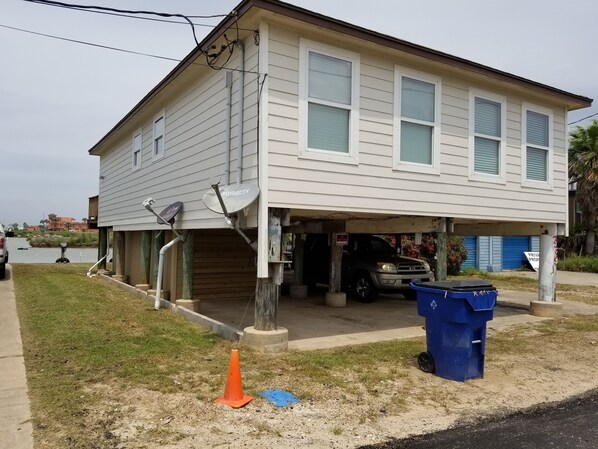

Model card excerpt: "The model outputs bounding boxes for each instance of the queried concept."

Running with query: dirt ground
[77,321,598,449]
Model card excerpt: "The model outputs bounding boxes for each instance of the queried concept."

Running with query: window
[299,39,359,164]
[153,112,165,160]
[469,91,506,183]
[132,129,142,170]
[394,68,441,174]
[522,103,552,187]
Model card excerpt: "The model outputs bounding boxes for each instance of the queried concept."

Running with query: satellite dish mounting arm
[211,183,257,252]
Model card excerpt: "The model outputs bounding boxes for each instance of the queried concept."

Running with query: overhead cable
[0,23,260,74]
[22,0,231,45]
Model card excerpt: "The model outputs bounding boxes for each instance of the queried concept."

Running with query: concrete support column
[135,230,152,291]
[112,231,128,283]
[98,227,108,271]
[435,230,447,281]
[290,233,307,298]
[530,233,563,317]
[326,233,346,307]
[176,231,199,312]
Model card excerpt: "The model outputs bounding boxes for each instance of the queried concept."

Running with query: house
[88,0,591,350]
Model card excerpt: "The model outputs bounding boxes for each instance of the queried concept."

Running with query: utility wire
[0,23,261,74]
[22,0,230,45]
[568,112,598,126]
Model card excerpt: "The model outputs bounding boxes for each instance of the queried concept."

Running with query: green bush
[557,256,598,273]
[401,234,468,275]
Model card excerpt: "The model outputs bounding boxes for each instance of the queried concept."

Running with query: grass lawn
[12,264,598,448]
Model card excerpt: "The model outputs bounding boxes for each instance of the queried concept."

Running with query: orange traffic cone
[214,349,253,408]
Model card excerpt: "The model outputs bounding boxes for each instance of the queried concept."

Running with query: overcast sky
[1,0,596,226]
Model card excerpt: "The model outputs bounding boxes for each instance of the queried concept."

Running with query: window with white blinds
[132,130,142,170]
[469,92,506,182]
[299,40,359,163]
[394,69,441,173]
[525,110,549,182]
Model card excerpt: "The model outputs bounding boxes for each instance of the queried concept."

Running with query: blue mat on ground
[258,388,300,407]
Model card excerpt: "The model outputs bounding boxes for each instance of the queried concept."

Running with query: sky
[1,0,597,227]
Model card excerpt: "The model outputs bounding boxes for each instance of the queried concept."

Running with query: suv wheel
[0,264,5,280]
[353,272,377,303]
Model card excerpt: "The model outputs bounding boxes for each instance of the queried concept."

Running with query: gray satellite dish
[158,201,183,224]
[202,183,260,214]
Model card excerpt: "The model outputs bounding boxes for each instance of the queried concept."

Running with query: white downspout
[154,234,182,310]
[224,71,233,185]
[236,40,245,185]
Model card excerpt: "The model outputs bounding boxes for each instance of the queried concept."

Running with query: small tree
[569,119,598,255]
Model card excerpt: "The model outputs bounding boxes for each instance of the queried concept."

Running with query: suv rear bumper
[372,271,434,290]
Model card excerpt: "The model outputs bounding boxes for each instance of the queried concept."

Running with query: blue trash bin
[411,280,497,382]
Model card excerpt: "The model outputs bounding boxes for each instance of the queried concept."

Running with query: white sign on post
[524,251,539,272]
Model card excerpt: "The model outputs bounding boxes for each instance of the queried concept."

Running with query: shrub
[401,234,468,275]
[557,256,598,273]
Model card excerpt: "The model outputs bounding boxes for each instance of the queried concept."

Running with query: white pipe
[87,232,111,278]
[236,40,245,185]
[154,234,182,310]
[224,71,233,185]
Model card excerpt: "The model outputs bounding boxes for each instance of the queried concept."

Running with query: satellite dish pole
[209,182,258,252]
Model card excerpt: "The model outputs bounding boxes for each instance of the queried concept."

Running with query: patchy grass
[13,264,598,448]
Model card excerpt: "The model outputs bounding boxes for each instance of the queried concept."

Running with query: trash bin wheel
[418,351,435,373]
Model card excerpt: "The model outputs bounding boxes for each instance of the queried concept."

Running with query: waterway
[7,237,99,264]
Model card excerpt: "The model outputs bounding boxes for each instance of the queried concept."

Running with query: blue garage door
[462,236,477,270]
[502,236,530,269]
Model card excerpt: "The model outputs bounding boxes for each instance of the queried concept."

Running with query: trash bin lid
[412,280,496,292]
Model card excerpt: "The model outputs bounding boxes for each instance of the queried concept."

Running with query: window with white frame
[153,112,165,160]
[469,91,506,182]
[299,39,359,163]
[132,129,142,170]
[394,68,441,173]
[523,105,552,185]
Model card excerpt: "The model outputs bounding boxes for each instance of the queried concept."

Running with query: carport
[199,286,538,351]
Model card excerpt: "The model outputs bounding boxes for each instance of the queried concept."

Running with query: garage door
[502,236,530,270]
[462,236,477,270]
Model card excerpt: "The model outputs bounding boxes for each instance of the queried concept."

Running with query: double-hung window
[132,129,142,170]
[394,68,441,174]
[299,39,359,163]
[153,111,165,161]
[469,90,506,182]
[522,103,552,187]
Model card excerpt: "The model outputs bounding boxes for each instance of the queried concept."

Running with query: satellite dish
[202,183,260,214]
[158,201,183,224]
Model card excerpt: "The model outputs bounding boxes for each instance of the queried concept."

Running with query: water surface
[8,237,99,264]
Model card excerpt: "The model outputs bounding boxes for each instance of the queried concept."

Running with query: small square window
[132,130,142,170]
[153,114,165,160]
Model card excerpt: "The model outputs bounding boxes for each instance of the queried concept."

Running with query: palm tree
[569,119,598,255]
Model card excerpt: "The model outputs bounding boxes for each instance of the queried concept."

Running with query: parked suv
[0,224,9,279]
[301,234,433,302]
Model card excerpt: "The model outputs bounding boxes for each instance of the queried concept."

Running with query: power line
[568,112,598,126]
[22,0,231,45]
[0,23,261,75]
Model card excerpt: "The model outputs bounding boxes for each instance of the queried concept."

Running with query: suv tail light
[0,237,4,249]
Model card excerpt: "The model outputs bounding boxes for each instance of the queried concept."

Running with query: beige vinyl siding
[266,24,568,224]
[98,36,259,231]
